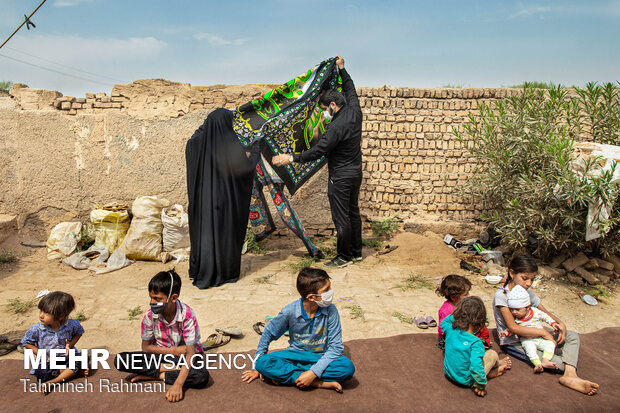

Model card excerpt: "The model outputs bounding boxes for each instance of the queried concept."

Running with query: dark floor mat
[0,328,617,412]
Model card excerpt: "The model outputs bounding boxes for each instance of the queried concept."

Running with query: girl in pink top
[436,275,490,349]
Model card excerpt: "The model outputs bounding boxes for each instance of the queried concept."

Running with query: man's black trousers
[328,173,363,259]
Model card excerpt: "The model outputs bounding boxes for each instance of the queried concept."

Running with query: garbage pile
[444,228,619,305]
[46,196,191,274]
[444,228,507,284]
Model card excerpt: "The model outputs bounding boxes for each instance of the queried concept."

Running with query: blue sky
[0,0,619,96]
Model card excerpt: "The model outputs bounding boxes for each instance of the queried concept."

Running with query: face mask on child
[314,289,334,308]
[150,272,174,314]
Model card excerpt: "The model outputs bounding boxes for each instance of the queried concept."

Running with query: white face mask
[314,289,334,308]
[323,106,333,121]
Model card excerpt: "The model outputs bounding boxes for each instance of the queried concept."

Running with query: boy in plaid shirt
[115,270,208,402]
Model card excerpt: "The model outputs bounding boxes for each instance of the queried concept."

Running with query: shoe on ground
[352,256,363,262]
[324,256,352,268]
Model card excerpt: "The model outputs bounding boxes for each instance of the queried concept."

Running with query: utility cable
[0,53,112,87]
[4,46,124,83]
[0,0,48,50]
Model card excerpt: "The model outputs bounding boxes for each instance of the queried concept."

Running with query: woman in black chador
[185,108,260,289]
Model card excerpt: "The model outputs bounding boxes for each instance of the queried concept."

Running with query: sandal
[0,337,20,356]
[425,316,437,328]
[377,245,399,255]
[414,317,429,329]
[215,327,243,338]
[202,332,231,350]
[253,322,265,335]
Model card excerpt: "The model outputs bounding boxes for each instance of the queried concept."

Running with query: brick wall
[4,81,522,234]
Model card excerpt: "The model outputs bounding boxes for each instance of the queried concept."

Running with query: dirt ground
[1,231,619,361]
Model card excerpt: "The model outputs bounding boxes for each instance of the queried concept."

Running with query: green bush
[0,81,13,93]
[456,83,620,258]
[370,216,400,239]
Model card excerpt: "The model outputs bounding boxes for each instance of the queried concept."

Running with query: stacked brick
[356,86,520,221]
[53,92,127,115]
[539,252,620,285]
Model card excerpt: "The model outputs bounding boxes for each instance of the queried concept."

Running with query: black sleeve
[339,68,360,111]
[293,126,342,163]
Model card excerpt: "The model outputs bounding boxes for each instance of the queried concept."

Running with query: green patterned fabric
[233,57,341,194]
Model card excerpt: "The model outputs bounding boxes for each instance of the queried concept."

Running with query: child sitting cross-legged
[436,275,490,350]
[21,291,89,393]
[499,285,559,373]
[241,267,355,392]
[114,270,209,403]
[442,296,511,397]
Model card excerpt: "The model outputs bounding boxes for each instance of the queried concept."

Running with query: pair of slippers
[203,328,243,350]
[415,316,437,330]
[0,337,20,356]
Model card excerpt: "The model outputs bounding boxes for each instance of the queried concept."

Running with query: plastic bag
[161,205,190,252]
[47,222,82,260]
[92,246,132,274]
[62,245,109,270]
[169,247,191,264]
[90,208,130,254]
[122,196,170,261]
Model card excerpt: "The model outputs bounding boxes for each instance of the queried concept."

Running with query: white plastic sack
[62,245,109,270]
[47,222,82,260]
[571,142,620,241]
[161,205,190,252]
[122,196,170,261]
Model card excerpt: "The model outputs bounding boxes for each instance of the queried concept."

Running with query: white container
[485,275,503,285]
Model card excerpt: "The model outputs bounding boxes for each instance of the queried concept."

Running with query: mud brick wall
[2,81,520,237]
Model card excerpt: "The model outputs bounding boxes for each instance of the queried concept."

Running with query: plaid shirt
[140,300,203,353]
[21,319,85,374]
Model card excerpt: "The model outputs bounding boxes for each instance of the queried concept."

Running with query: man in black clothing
[273,56,363,268]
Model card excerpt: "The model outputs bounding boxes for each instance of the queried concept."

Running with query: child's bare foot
[540,359,558,370]
[82,368,90,378]
[488,357,511,379]
[472,387,487,397]
[312,379,343,393]
[263,377,281,386]
[128,374,157,383]
[559,376,599,396]
[534,364,544,373]
[497,357,512,374]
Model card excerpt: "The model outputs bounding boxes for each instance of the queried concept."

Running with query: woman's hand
[555,322,567,345]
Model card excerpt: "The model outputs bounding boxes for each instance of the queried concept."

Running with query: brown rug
[1,328,617,412]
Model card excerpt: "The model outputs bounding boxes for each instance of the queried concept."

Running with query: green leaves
[458,83,620,258]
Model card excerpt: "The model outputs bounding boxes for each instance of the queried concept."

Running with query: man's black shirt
[293,68,363,178]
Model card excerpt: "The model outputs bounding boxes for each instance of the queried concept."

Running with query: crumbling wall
[1,80,519,238]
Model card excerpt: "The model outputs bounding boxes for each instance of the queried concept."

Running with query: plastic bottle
[579,291,598,306]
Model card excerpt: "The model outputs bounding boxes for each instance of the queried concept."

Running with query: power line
[4,46,124,83]
[0,53,113,87]
[0,0,48,50]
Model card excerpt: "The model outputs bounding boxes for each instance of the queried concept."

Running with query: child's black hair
[452,296,487,332]
[503,253,538,289]
[435,274,472,302]
[296,267,331,299]
[38,291,75,321]
[149,269,182,297]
